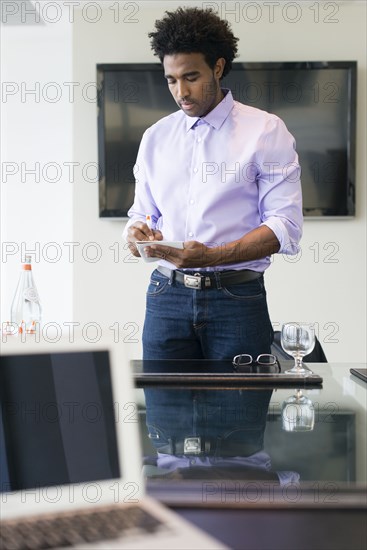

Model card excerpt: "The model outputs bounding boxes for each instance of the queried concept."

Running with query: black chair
[271,331,328,362]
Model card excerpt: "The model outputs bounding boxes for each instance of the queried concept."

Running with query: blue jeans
[144,386,273,457]
[142,269,273,360]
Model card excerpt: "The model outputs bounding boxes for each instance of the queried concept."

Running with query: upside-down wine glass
[282,389,315,432]
[281,322,315,375]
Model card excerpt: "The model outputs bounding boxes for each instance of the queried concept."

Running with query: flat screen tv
[97,61,357,218]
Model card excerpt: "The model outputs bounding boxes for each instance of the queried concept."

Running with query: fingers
[128,235,207,266]
[125,222,153,257]
[127,222,154,243]
[126,223,164,258]
[144,244,173,261]
[152,229,163,241]
[155,247,171,260]
[127,242,141,257]
[147,241,212,268]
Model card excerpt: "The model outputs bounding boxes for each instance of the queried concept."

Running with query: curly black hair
[148,7,239,78]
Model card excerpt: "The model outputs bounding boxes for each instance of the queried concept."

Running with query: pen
[145,214,152,230]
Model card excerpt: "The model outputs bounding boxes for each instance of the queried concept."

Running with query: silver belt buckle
[184,437,202,454]
[184,273,202,289]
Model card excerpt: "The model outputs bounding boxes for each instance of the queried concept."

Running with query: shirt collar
[185,89,234,131]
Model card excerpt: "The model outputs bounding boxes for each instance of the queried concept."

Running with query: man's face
[163,52,225,118]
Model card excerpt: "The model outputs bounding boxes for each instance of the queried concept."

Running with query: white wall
[1,1,366,362]
[0,10,73,330]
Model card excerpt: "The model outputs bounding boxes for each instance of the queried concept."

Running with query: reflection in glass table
[132,361,366,508]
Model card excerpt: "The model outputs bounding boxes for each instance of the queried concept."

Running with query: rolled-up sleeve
[257,116,303,255]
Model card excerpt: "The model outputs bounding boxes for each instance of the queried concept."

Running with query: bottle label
[23,287,39,302]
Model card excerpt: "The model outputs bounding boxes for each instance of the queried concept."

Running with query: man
[124,7,303,360]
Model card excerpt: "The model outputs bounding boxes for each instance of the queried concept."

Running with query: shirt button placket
[187,122,204,240]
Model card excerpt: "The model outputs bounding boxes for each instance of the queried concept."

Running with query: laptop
[350,367,367,384]
[0,335,226,549]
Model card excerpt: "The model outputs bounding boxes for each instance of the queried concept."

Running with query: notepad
[135,241,184,263]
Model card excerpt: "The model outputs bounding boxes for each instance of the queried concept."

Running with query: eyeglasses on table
[232,353,280,372]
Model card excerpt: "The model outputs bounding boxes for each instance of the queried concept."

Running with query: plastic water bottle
[10,255,42,334]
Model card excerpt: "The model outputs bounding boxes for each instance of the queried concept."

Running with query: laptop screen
[0,351,120,493]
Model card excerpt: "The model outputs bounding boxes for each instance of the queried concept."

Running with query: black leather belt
[157,437,261,456]
[158,437,213,455]
[157,266,262,290]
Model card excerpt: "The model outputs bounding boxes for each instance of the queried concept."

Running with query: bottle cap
[23,255,32,270]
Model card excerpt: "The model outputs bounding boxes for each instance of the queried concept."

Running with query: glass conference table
[132,360,367,550]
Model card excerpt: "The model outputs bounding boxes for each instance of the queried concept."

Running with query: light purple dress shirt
[155,451,300,487]
[123,90,303,272]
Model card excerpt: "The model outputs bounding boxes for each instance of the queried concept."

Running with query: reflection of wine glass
[282,389,315,432]
[281,322,315,375]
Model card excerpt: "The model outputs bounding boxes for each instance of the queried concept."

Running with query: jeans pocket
[222,278,265,300]
[147,424,171,451]
[146,270,169,296]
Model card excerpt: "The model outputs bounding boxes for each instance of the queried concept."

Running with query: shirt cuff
[261,218,302,256]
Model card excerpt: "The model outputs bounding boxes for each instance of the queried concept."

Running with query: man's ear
[214,58,226,79]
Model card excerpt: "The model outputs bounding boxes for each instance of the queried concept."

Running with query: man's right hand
[126,222,163,257]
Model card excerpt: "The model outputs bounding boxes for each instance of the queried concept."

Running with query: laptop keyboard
[0,504,163,550]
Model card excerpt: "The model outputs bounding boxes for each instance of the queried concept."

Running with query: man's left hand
[144,241,215,268]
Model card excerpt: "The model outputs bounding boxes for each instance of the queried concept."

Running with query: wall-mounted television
[97,61,357,219]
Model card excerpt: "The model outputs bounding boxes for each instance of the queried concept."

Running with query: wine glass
[282,389,315,432]
[281,322,315,375]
